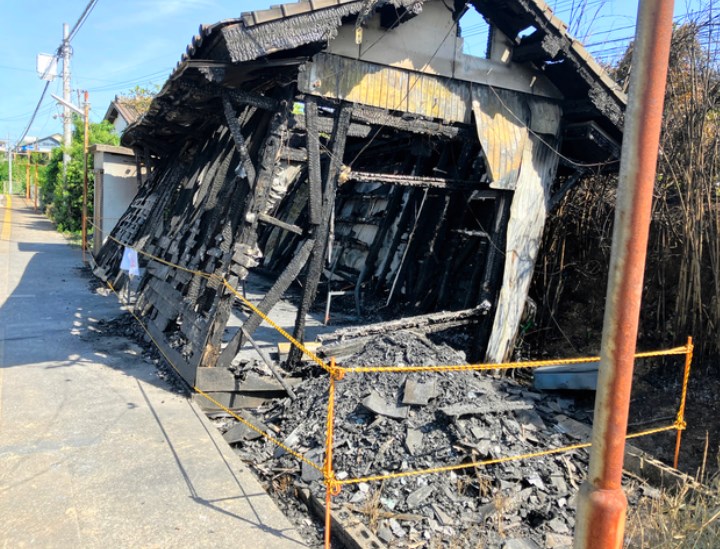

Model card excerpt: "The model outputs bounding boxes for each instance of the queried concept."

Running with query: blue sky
[0,1,699,145]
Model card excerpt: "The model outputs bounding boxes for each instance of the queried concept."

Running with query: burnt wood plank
[305,96,322,225]
[146,319,197,386]
[222,92,257,183]
[257,212,303,235]
[216,237,316,369]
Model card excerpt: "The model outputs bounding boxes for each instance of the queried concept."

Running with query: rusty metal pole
[34,163,38,212]
[574,2,674,548]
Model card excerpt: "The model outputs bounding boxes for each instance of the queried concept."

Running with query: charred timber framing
[95,0,625,389]
[287,104,352,367]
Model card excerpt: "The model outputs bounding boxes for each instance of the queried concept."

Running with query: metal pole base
[574,482,627,549]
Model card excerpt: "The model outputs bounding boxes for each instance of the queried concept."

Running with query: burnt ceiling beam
[512,32,565,63]
[350,104,467,139]
[290,110,371,138]
[225,88,280,111]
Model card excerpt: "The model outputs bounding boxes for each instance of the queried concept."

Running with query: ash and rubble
[213,330,625,548]
[85,309,657,548]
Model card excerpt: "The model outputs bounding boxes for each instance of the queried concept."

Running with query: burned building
[94,0,625,388]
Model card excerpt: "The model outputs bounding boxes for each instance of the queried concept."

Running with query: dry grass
[359,481,384,532]
[626,461,720,548]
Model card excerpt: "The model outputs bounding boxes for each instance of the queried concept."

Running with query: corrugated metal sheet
[299,53,471,123]
[471,86,529,190]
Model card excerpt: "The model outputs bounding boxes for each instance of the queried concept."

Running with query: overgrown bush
[42,117,119,232]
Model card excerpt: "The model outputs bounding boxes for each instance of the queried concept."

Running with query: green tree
[42,117,119,232]
[0,154,26,193]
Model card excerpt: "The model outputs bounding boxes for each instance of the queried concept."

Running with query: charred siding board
[485,128,561,363]
[471,86,529,191]
[299,53,470,124]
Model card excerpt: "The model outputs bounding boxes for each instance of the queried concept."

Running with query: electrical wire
[14,82,51,148]
[85,69,171,93]
[11,0,100,150]
[68,0,100,42]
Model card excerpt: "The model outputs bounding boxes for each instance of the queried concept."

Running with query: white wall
[326,0,560,99]
[112,116,128,135]
[92,145,139,254]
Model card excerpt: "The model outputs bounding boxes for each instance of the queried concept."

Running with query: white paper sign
[120,247,140,277]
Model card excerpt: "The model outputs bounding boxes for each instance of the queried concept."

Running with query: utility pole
[8,136,13,195]
[573,1,674,548]
[62,22,72,181]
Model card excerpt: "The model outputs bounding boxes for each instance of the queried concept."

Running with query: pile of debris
[216,331,600,548]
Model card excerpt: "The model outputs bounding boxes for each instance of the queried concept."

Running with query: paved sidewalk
[0,196,306,548]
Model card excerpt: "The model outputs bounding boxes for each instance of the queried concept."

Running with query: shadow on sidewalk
[0,201,306,546]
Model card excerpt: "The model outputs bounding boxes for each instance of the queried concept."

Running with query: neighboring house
[95,0,625,390]
[103,97,143,134]
[92,97,149,248]
[15,134,62,154]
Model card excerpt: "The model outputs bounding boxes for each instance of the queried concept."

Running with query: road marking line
[0,326,4,428]
[0,194,11,426]
[1,194,11,241]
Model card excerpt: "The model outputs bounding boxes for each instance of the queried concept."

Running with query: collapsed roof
[96,0,625,389]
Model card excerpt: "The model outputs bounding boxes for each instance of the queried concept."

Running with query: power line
[68,0,100,42]
[85,68,171,93]
[15,82,51,146]
[12,0,100,149]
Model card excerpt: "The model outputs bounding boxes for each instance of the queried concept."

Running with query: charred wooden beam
[318,307,489,345]
[373,188,421,295]
[202,101,291,367]
[344,170,480,190]
[222,92,257,183]
[305,97,322,225]
[216,237,316,369]
[241,328,297,400]
[287,104,352,367]
[290,110,371,138]
[350,104,468,138]
[257,212,303,235]
[472,191,512,359]
[226,88,280,111]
